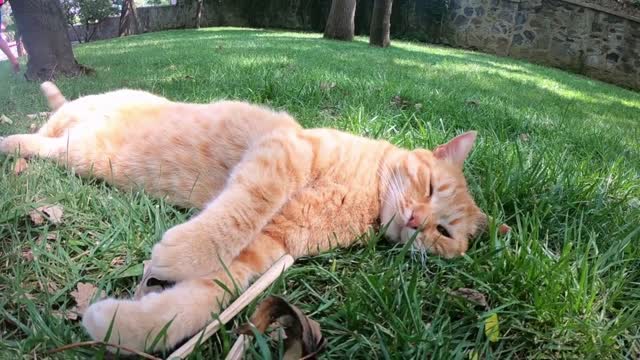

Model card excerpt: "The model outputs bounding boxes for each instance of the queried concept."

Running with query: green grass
[1,28,639,359]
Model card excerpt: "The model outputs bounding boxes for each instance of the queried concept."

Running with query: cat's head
[380,131,507,258]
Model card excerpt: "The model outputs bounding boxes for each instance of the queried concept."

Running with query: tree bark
[9,0,93,80]
[119,0,140,37]
[324,0,356,41]
[194,0,204,29]
[369,0,393,47]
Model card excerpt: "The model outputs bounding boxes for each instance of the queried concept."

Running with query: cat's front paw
[0,135,20,155]
[149,224,224,282]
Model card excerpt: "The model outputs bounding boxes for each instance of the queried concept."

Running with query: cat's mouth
[400,226,420,245]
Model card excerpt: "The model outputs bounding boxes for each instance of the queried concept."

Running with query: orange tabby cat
[0,82,505,352]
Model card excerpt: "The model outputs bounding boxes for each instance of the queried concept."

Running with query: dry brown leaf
[390,95,413,109]
[236,295,326,360]
[52,309,79,321]
[22,249,34,261]
[29,205,64,225]
[0,114,13,124]
[37,232,58,243]
[40,279,59,294]
[70,282,106,316]
[450,288,489,309]
[110,256,125,267]
[319,81,336,91]
[14,158,28,175]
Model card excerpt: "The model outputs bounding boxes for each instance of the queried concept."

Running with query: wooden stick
[167,254,295,359]
[224,335,248,360]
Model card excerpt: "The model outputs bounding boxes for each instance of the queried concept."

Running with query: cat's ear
[433,131,477,167]
[40,81,66,111]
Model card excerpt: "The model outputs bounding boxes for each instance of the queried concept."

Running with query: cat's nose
[407,213,420,229]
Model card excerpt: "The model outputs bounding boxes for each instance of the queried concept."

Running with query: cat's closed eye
[436,224,451,238]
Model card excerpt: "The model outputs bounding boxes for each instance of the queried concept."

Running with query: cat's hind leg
[0,134,66,159]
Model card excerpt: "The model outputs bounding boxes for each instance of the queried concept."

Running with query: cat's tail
[82,233,288,353]
[40,81,67,111]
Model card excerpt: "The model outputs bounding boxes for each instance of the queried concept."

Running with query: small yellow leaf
[484,313,500,342]
[468,350,479,360]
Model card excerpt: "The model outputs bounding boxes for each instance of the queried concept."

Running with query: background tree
[194,0,203,29]
[61,0,117,42]
[324,0,356,41]
[10,0,93,80]
[369,0,393,47]
[119,0,140,36]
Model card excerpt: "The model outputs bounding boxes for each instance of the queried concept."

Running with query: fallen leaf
[236,295,326,360]
[110,256,125,267]
[390,95,412,109]
[39,279,59,294]
[70,282,106,316]
[484,313,500,342]
[13,158,28,175]
[21,249,34,261]
[319,81,336,91]
[0,114,13,124]
[29,205,64,225]
[37,232,58,243]
[465,99,480,106]
[52,309,78,321]
[450,288,488,309]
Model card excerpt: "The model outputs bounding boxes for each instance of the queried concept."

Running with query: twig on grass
[167,254,295,359]
[223,335,249,360]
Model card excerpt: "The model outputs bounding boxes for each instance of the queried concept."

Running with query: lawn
[1,28,639,359]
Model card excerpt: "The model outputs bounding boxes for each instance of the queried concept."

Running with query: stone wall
[443,0,640,89]
[67,0,640,90]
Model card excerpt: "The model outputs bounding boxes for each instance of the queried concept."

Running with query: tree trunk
[369,0,393,47]
[194,0,204,29]
[9,0,92,80]
[119,0,140,37]
[324,0,356,41]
